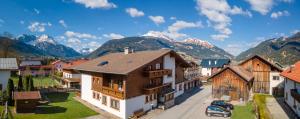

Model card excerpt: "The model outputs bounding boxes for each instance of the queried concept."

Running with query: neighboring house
[19,65,52,76]
[0,58,18,91]
[183,61,200,91]
[281,61,300,117]
[51,60,67,72]
[62,59,88,89]
[209,66,253,101]
[239,55,283,95]
[70,49,190,119]
[200,59,230,77]
[20,60,41,67]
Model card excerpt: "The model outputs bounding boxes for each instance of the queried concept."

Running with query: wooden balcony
[143,83,171,94]
[291,89,300,102]
[144,69,172,78]
[101,86,125,99]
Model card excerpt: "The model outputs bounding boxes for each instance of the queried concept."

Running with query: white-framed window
[155,63,161,70]
[273,76,279,80]
[110,98,120,110]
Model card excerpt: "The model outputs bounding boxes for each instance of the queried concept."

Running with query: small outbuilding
[209,66,254,101]
[13,91,41,113]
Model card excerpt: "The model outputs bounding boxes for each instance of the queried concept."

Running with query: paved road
[150,85,226,119]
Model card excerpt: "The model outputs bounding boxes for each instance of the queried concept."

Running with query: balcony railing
[144,69,172,78]
[291,89,300,102]
[101,86,125,99]
[143,83,170,94]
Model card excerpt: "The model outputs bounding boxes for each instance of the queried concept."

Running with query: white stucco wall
[163,54,176,89]
[0,71,10,90]
[125,95,157,118]
[81,73,158,119]
[201,68,211,76]
[269,72,284,95]
[284,78,300,117]
[175,82,184,98]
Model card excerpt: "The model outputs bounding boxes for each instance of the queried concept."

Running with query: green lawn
[232,102,255,119]
[12,92,98,119]
[253,94,272,119]
[11,76,60,88]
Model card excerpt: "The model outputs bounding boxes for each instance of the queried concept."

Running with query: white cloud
[224,44,243,56]
[196,0,251,41]
[291,29,300,35]
[211,34,229,41]
[65,31,100,39]
[74,0,117,9]
[170,17,177,20]
[270,10,289,19]
[125,8,144,17]
[28,22,52,32]
[20,20,25,25]
[166,20,203,39]
[103,33,125,39]
[280,0,293,3]
[0,19,4,27]
[246,0,273,15]
[33,8,40,14]
[59,20,68,28]
[149,16,165,25]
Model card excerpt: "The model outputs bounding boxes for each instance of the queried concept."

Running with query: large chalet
[69,49,190,119]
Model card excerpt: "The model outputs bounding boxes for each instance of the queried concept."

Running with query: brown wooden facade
[239,55,281,94]
[211,68,252,101]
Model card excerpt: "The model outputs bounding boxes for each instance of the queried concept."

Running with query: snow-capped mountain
[79,48,94,55]
[182,38,214,48]
[17,34,81,57]
[142,31,174,42]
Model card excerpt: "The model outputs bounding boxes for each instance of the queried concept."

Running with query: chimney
[124,47,129,55]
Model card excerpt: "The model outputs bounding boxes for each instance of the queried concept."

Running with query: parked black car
[205,105,231,118]
[211,100,234,110]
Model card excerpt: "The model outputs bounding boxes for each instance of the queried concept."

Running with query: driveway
[143,85,226,119]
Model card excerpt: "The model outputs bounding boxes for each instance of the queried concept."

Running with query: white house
[70,49,190,119]
[282,61,300,117]
[200,59,230,77]
[0,58,18,90]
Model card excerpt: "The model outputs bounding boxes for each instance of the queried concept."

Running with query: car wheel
[224,114,228,118]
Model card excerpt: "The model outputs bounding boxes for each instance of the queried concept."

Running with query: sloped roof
[281,61,300,83]
[72,49,190,75]
[13,91,41,100]
[0,58,18,70]
[63,59,89,69]
[238,55,283,71]
[200,59,230,68]
[208,65,254,82]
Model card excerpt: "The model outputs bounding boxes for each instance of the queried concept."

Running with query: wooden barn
[239,55,283,94]
[210,66,254,101]
[13,91,41,113]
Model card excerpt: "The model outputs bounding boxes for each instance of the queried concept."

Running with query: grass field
[11,92,98,119]
[232,102,255,119]
[253,94,272,119]
[11,76,60,88]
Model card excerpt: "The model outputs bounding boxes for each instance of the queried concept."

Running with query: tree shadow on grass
[46,92,70,103]
[35,105,67,114]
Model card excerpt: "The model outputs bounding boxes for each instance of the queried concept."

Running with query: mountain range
[88,32,234,59]
[236,32,300,66]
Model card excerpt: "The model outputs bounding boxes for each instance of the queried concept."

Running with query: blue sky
[0,0,299,55]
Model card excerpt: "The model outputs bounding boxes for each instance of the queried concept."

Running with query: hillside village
[1,0,300,119]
